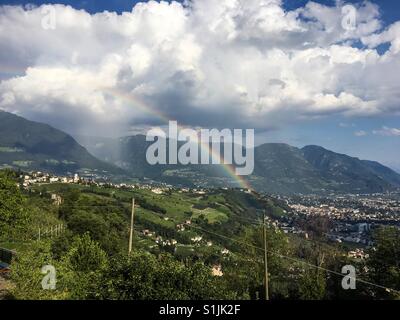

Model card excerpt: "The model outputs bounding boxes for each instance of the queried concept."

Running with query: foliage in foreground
[10,234,237,300]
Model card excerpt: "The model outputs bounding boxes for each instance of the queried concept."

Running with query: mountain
[76,135,164,177]
[77,135,236,187]
[0,110,124,177]
[361,160,400,187]
[302,145,400,193]
[1,110,398,194]
[77,134,400,195]
[250,143,328,194]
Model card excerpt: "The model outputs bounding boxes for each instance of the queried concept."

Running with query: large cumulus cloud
[0,0,399,135]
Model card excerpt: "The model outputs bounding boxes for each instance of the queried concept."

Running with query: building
[212,264,223,277]
[51,194,62,206]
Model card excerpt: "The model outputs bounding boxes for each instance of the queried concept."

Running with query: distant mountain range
[78,134,400,195]
[1,110,400,194]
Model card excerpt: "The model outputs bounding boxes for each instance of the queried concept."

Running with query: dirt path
[0,275,11,300]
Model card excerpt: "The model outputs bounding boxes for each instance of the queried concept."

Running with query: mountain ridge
[0,110,125,177]
[1,110,399,194]
[77,133,400,194]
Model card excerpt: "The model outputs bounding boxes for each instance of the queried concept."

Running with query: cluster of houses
[176,220,192,232]
[21,172,89,188]
[19,172,245,203]
[288,196,400,224]
[347,248,369,260]
[140,226,229,275]
[19,171,167,193]
[141,229,178,247]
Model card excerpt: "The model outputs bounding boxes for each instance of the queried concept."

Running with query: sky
[0,0,399,170]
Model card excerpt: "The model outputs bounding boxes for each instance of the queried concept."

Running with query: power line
[225,212,368,250]
[26,202,400,295]
[179,220,400,295]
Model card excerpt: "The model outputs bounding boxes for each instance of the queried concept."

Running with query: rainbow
[102,87,252,190]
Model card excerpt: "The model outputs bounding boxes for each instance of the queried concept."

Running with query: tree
[58,188,80,220]
[51,229,75,260]
[296,215,332,239]
[67,211,108,242]
[0,171,27,240]
[366,226,400,299]
[66,210,124,254]
[10,241,67,300]
[98,250,236,300]
[298,267,326,300]
[64,233,108,273]
[224,226,290,299]
[10,234,108,300]
[61,233,108,299]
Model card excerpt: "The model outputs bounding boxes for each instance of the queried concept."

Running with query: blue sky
[1,0,399,20]
[0,0,399,170]
[285,0,400,26]
[0,0,398,29]
[0,0,149,13]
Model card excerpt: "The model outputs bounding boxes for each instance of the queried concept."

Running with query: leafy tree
[293,239,340,299]
[11,234,108,300]
[51,229,75,259]
[323,251,368,300]
[0,171,27,240]
[98,250,236,300]
[66,210,124,254]
[61,233,109,299]
[64,233,108,273]
[10,241,67,300]
[58,188,80,220]
[366,226,400,299]
[298,268,326,300]
[296,216,332,239]
[221,224,292,299]
[67,211,108,241]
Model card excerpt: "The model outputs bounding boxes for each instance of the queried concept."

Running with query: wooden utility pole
[263,212,269,300]
[128,198,135,254]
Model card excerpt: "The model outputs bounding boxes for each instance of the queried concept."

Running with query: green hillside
[0,110,125,176]
[2,170,399,300]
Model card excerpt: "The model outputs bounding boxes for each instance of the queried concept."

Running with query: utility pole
[263,212,269,300]
[128,198,135,255]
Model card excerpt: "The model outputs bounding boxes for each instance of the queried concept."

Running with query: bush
[0,171,28,240]
[98,250,236,300]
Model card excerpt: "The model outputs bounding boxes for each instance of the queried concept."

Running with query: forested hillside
[1,169,399,300]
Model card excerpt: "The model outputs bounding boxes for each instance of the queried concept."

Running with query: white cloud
[0,1,399,135]
[354,130,367,137]
[362,21,400,55]
[373,126,400,137]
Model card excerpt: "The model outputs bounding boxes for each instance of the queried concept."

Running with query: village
[17,170,400,267]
